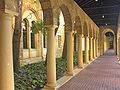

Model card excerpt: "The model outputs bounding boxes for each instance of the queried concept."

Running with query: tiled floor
[58,50,120,90]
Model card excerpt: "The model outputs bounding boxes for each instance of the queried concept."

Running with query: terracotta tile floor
[58,50,120,90]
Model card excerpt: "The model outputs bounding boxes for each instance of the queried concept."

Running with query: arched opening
[102,29,115,53]
[74,16,82,52]
[59,4,72,60]
[55,11,65,58]
[14,0,55,89]
[54,4,72,79]
[105,32,114,49]
[104,32,114,50]
[22,18,28,49]
[22,10,38,59]
[31,21,36,48]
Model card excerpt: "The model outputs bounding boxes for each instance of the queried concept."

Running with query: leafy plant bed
[15,58,68,90]
[14,61,47,90]
[74,52,78,68]
[14,52,84,90]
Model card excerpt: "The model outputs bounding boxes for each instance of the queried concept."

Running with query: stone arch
[22,8,40,20]
[52,4,72,31]
[96,29,99,39]
[60,4,72,31]
[102,28,115,52]
[83,21,89,36]
[74,16,82,34]
[22,1,43,20]
[73,16,82,52]
[39,0,53,25]
[22,18,29,49]
[28,8,40,20]
[102,29,114,35]
[22,10,37,21]
[93,27,96,38]
[22,18,30,31]
[89,24,93,37]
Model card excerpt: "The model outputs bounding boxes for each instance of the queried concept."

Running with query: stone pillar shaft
[67,31,73,75]
[46,26,56,87]
[0,13,14,90]
[78,34,83,68]
[85,36,89,64]
[93,38,96,58]
[118,38,120,60]
[95,39,98,57]
[90,38,93,60]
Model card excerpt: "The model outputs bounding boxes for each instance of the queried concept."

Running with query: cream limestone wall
[23,49,29,59]
[56,11,65,58]
[20,0,43,65]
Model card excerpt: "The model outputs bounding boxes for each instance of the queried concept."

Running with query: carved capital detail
[0,0,18,15]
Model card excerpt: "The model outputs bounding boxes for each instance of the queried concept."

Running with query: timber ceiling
[74,0,120,27]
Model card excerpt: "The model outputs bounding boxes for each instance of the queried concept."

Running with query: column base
[87,62,90,64]
[66,72,74,76]
[91,58,94,61]
[85,61,90,64]
[78,66,84,68]
[78,65,84,68]
[118,61,120,64]
[43,85,56,90]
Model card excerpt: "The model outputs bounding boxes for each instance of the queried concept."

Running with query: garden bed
[14,52,85,90]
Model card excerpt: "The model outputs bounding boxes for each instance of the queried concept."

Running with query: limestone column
[114,36,117,55]
[118,37,120,60]
[102,37,104,55]
[66,31,73,75]
[0,13,14,90]
[93,38,96,58]
[85,35,89,64]
[44,26,56,89]
[96,39,98,57]
[89,37,93,60]
[92,38,94,58]
[78,34,83,68]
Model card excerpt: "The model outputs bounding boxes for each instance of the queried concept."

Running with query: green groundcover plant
[14,52,85,90]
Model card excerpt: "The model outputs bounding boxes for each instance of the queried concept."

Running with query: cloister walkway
[58,49,120,90]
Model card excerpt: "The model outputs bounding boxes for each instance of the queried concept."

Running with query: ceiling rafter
[74,0,120,26]
[84,5,119,10]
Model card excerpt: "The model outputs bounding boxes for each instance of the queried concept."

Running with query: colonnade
[44,26,99,90]
[0,4,100,90]
[0,12,100,90]
[0,0,118,90]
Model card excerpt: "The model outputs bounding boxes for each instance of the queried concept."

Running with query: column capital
[89,36,93,39]
[77,30,82,34]
[0,0,18,16]
[93,37,95,39]
[45,25,58,35]
[65,30,74,35]
[84,34,89,37]
[45,25,58,29]
[77,33,82,37]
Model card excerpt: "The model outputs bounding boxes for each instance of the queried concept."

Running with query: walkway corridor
[58,50,120,90]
